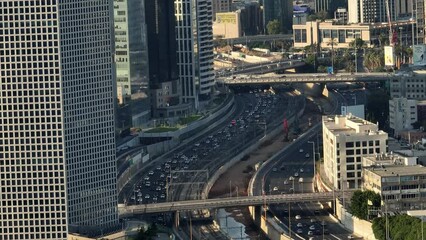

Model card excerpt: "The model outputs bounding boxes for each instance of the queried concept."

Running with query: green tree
[377,33,390,47]
[349,190,381,220]
[327,38,338,71]
[349,38,367,49]
[307,11,329,21]
[363,49,384,72]
[373,215,425,240]
[134,224,158,240]
[317,65,328,73]
[266,20,281,35]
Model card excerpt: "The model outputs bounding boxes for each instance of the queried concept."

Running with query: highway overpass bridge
[221,34,293,44]
[216,60,306,78]
[119,192,345,216]
[217,72,394,85]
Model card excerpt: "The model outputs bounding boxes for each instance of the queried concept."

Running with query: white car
[294,172,299,177]
[308,231,314,236]
[305,153,310,158]
[295,215,301,220]
[273,187,278,191]
[300,168,304,173]
[297,223,303,228]
[284,180,289,185]
[297,228,303,234]
[309,225,316,230]
[299,149,304,153]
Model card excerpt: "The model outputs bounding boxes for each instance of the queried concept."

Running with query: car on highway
[299,149,304,153]
[308,231,314,236]
[295,215,301,220]
[310,218,316,223]
[294,172,299,177]
[297,223,303,228]
[309,225,316,230]
[347,236,355,239]
[305,153,310,158]
[273,186,278,191]
[297,228,303,234]
[284,180,289,185]
[300,168,304,173]
[273,167,277,172]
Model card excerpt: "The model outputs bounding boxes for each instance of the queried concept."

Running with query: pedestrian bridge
[119,192,342,216]
[217,72,394,85]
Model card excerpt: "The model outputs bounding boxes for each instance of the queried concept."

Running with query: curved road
[252,90,361,240]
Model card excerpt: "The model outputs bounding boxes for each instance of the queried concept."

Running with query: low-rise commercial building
[293,20,414,49]
[323,115,388,190]
[363,165,426,211]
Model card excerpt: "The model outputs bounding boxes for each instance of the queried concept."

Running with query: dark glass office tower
[263,0,293,33]
[145,0,189,118]
[145,0,178,88]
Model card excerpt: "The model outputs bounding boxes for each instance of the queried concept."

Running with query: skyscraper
[175,0,215,105]
[0,0,118,239]
[145,0,191,117]
[263,0,293,33]
[114,0,149,104]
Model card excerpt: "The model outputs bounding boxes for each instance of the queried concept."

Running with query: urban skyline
[3,0,426,239]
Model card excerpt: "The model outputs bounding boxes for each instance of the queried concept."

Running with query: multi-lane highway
[250,88,365,240]
[119,89,302,239]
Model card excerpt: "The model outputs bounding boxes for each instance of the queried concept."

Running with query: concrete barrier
[203,95,306,199]
[335,201,377,239]
[247,91,341,240]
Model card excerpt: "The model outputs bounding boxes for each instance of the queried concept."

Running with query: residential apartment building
[363,165,426,211]
[175,0,215,103]
[348,0,397,23]
[389,98,418,136]
[322,115,388,190]
[334,8,348,24]
[416,0,426,44]
[0,0,118,239]
[389,71,426,100]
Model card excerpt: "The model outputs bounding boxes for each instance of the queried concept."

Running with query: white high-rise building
[322,115,388,190]
[0,1,118,239]
[175,0,215,106]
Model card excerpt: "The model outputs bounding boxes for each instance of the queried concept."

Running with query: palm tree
[363,49,384,72]
[349,38,367,73]
[327,38,338,73]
